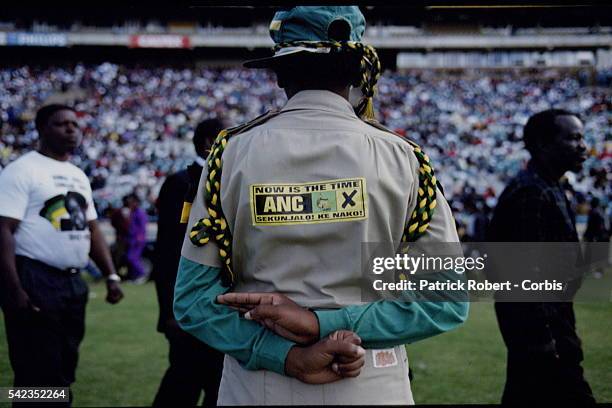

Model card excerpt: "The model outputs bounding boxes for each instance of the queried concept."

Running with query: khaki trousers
[217,346,414,406]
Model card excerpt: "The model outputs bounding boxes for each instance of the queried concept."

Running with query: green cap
[244,6,366,68]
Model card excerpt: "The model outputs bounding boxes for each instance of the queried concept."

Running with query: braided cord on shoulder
[188,127,235,286]
[402,141,438,242]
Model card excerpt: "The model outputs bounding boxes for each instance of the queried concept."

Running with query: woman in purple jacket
[125,193,147,281]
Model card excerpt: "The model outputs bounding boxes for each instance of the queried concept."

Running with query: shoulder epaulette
[223,110,281,138]
[362,118,419,147]
[362,118,400,136]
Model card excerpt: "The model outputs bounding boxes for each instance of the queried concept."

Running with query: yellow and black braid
[402,142,438,242]
[274,40,381,120]
[188,127,234,286]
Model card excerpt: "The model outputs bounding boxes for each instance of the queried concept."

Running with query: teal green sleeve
[173,256,296,375]
[315,300,469,348]
[315,295,469,349]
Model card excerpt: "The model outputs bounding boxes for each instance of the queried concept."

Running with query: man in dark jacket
[487,109,595,405]
[153,118,225,407]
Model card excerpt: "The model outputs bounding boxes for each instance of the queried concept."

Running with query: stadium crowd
[0,63,610,238]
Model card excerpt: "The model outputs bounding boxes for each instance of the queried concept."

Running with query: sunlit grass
[1,278,610,406]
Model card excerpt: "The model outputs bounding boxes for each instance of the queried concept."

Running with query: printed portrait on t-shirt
[39,191,89,231]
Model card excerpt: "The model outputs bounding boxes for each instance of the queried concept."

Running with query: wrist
[106,273,121,283]
[306,308,321,342]
[284,346,305,379]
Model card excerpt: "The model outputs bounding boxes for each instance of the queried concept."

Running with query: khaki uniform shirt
[180,90,460,405]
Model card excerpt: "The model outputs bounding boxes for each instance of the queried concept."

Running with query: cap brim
[243,46,332,68]
[243,55,282,69]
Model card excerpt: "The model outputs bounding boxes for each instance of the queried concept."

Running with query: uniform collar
[281,90,357,118]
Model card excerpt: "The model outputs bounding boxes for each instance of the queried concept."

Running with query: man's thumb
[324,339,365,359]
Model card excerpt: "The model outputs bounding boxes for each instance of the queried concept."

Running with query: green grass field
[1,280,610,406]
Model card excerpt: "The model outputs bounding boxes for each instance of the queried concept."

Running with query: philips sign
[7,32,68,47]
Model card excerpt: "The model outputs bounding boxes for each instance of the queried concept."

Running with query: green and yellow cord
[188,127,235,287]
[402,143,438,242]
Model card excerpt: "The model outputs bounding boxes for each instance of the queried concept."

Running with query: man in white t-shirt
[0,104,124,402]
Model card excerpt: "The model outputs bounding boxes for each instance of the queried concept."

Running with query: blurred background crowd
[1,64,610,243]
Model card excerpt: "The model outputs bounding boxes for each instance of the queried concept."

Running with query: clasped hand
[217,292,365,384]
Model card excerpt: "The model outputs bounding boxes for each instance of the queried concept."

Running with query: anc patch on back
[250,177,367,226]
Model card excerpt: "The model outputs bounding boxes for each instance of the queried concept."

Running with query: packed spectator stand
[1,64,610,240]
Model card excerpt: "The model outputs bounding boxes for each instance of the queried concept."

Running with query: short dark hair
[35,104,76,133]
[523,109,579,155]
[194,118,224,158]
[124,193,140,205]
[272,51,362,92]
[271,19,363,92]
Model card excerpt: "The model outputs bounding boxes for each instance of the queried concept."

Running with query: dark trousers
[495,302,596,406]
[153,330,224,407]
[2,256,88,406]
